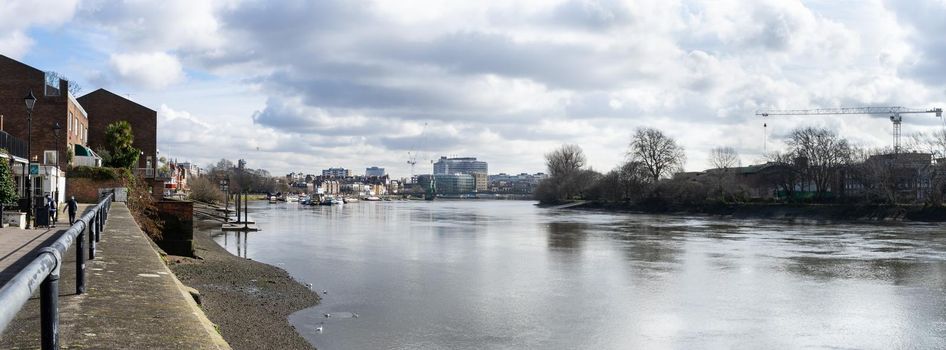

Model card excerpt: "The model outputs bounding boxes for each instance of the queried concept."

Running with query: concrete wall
[154,200,195,257]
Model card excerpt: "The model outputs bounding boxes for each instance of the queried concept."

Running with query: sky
[2,0,946,178]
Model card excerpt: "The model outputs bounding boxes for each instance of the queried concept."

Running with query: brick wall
[66,177,124,203]
[154,200,194,256]
[77,89,157,169]
[0,55,82,165]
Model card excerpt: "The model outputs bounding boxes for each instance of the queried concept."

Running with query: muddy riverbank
[167,203,320,350]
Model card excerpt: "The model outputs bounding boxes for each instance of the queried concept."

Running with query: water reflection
[207,201,946,349]
[545,222,588,250]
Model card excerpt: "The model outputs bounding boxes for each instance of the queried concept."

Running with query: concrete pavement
[0,203,231,349]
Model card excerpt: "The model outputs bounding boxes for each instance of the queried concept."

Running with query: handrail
[0,192,114,349]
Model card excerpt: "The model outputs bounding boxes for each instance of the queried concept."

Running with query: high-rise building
[433,157,488,176]
[322,167,350,177]
[366,166,385,177]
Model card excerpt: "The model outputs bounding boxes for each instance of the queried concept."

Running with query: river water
[212,200,946,349]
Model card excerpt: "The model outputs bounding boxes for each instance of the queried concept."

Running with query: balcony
[0,130,28,159]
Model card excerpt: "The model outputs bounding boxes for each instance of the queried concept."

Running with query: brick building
[78,88,158,174]
[0,54,93,205]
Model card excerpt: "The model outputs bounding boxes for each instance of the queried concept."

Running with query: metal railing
[0,192,113,349]
[0,130,28,159]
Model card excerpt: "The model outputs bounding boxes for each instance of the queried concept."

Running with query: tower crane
[756,107,943,153]
[407,122,429,177]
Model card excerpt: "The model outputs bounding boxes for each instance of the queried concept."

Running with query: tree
[538,144,589,203]
[708,146,740,199]
[0,154,17,221]
[785,127,853,200]
[709,146,740,169]
[104,121,140,168]
[546,144,586,179]
[627,128,686,183]
[189,176,225,204]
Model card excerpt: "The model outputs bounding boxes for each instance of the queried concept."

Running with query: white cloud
[0,0,79,57]
[108,52,184,89]
[9,0,946,176]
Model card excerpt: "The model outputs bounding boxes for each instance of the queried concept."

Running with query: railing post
[95,207,102,243]
[88,213,96,260]
[39,247,62,350]
[76,222,86,294]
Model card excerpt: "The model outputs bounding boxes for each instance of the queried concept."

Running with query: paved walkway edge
[140,232,232,350]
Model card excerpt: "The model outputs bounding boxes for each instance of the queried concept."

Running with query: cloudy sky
[3,0,946,177]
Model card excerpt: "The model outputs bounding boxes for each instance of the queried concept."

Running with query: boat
[320,195,342,206]
[343,197,359,203]
[286,195,299,203]
[364,196,381,201]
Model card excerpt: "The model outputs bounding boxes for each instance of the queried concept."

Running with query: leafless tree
[709,146,740,169]
[907,130,946,159]
[708,146,740,199]
[627,128,686,183]
[546,144,586,179]
[785,127,854,200]
[537,144,589,203]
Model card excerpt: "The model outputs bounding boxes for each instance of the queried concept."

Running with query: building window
[44,150,57,165]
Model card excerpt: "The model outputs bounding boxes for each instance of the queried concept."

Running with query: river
[212,200,946,349]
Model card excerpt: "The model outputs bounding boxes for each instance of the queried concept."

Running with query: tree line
[537,126,946,207]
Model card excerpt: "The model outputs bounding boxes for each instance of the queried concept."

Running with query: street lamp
[52,122,62,223]
[24,90,36,229]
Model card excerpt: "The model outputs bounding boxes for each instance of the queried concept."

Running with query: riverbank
[564,201,946,222]
[167,203,320,350]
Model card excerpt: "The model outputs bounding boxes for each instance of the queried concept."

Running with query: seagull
[352,313,359,318]
[316,322,324,332]
[322,290,328,295]
[324,313,332,318]
[305,283,312,288]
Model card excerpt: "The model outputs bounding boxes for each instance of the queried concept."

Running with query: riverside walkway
[0,203,231,349]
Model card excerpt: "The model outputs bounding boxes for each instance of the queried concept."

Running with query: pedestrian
[47,195,57,227]
[63,196,78,225]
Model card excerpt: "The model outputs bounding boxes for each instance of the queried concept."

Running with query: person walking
[47,195,57,227]
[63,196,78,225]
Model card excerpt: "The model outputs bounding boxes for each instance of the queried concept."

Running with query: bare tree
[627,128,686,183]
[785,127,854,200]
[907,130,946,159]
[546,144,586,179]
[709,146,740,169]
[708,146,740,199]
[538,144,588,203]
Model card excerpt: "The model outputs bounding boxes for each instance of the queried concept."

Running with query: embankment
[570,201,946,222]
[167,203,320,350]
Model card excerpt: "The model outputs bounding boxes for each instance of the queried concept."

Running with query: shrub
[188,176,225,204]
[68,166,120,180]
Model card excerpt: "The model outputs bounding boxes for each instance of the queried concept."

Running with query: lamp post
[24,90,36,229]
[52,122,61,222]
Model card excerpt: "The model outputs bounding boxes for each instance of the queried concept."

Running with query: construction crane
[756,107,943,153]
[406,122,429,177]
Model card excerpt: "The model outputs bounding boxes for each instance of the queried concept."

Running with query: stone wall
[154,199,195,257]
[66,177,124,203]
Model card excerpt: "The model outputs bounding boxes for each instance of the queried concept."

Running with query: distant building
[433,156,488,176]
[487,173,547,194]
[366,166,385,177]
[417,174,476,194]
[322,167,350,178]
[472,173,487,192]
